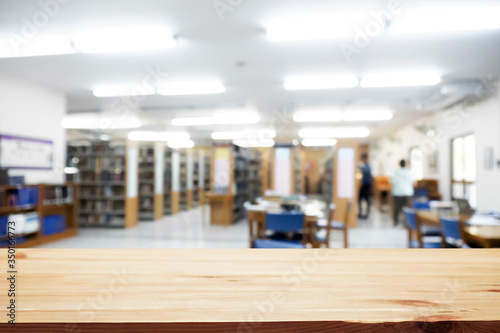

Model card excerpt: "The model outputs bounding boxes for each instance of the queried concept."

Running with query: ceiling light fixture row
[94,80,225,97]
[93,71,441,97]
[294,107,393,123]
[284,72,441,90]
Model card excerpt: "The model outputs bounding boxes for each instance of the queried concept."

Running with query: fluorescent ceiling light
[233,139,275,148]
[284,76,359,90]
[343,108,393,121]
[299,127,335,139]
[214,111,260,124]
[171,117,214,126]
[267,14,362,41]
[157,81,225,96]
[361,72,441,87]
[293,108,343,123]
[0,35,74,58]
[93,86,156,97]
[61,114,141,129]
[212,128,275,140]
[168,140,195,149]
[172,111,260,126]
[211,132,240,140]
[128,131,189,141]
[390,5,500,35]
[331,126,370,138]
[302,138,337,147]
[73,26,175,54]
[299,126,370,138]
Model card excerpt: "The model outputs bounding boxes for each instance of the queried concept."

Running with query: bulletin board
[0,134,53,169]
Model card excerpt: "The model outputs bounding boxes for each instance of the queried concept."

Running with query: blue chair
[253,239,305,249]
[413,201,431,210]
[414,188,430,200]
[440,217,470,248]
[411,201,441,236]
[403,207,442,248]
[252,212,306,249]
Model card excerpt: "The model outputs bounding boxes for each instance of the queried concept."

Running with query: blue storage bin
[42,215,66,236]
[17,188,31,206]
[28,188,39,205]
[0,215,8,237]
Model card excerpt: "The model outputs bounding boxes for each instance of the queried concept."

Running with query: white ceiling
[0,0,499,141]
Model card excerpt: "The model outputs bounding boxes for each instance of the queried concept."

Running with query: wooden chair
[313,203,335,248]
[415,179,441,201]
[314,199,350,248]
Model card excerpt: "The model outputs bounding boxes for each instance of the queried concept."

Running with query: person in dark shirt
[358,153,372,219]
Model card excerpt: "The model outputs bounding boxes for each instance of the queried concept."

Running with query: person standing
[358,154,372,219]
[391,159,414,225]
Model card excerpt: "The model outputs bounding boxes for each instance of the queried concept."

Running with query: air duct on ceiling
[415,80,486,112]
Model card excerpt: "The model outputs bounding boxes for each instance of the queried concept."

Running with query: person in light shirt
[391,159,414,225]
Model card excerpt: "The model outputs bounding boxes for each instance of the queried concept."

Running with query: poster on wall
[337,147,355,198]
[0,134,52,169]
[214,147,230,193]
[274,147,292,196]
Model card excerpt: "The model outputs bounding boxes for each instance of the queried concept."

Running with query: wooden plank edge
[1,321,499,333]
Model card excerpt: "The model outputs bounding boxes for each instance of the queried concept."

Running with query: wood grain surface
[0,249,499,332]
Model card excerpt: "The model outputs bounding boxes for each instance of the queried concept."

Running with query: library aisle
[36,206,407,249]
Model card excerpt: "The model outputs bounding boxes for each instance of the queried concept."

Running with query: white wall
[371,90,500,212]
[0,74,66,184]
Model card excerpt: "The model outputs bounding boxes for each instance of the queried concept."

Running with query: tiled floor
[37,203,408,249]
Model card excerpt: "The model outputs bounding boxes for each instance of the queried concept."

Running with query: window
[410,146,424,181]
[451,134,477,207]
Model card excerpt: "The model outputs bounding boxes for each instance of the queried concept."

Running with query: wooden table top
[1,249,500,332]
[465,225,500,239]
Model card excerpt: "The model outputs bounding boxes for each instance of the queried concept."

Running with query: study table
[416,210,500,248]
[1,249,500,332]
[246,200,325,247]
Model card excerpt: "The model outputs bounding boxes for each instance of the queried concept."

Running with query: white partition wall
[171,150,180,214]
[273,147,292,196]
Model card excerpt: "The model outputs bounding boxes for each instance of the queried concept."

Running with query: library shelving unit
[138,144,155,221]
[192,152,200,207]
[322,157,334,205]
[293,147,303,194]
[179,150,188,211]
[163,147,172,215]
[206,144,263,225]
[0,183,78,248]
[137,142,164,221]
[170,149,180,215]
[66,139,138,228]
[186,150,194,210]
[194,148,211,205]
[234,148,262,221]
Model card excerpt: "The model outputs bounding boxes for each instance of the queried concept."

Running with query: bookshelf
[164,147,172,215]
[186,150,194,210]
[138,144,155,221]
[179,150,188,211]
[292,146,303,194]
[193,152,199,207]
[0,183,78,248]
[66,139,138,228]
[207,144,263,225]
[171,150,180,215]
[322,157,334,205]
